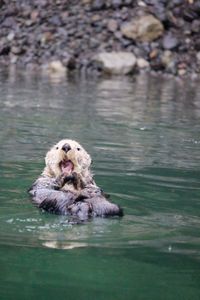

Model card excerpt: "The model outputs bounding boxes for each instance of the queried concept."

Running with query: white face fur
[44,139,92,177]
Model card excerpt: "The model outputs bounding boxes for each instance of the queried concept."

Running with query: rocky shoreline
[1,0,200,77]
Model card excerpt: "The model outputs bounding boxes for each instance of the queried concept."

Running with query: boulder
[121,15,164,42]
[48,60,66,74]
[93,51,136,75]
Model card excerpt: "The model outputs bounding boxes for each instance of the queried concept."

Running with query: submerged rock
[93,51,136,75]
[121,15,164,42]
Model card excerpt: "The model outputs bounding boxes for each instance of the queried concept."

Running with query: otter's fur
[28,139,123,221]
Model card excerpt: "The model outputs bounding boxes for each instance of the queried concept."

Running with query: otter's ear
[45,150,52,167]
[42,150,53,177]
[84,153,92,168]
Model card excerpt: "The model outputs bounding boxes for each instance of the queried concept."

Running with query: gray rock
[161,50,173,66]
[196,52,200,61]
[93,51,136,75]
[10,54,18,64]
[178,68,186,76]
[121,15,164,42]
[49,15,62,26]
[137,57,149,69]
[111,0,123,8]
[11,46,24,55]
[90,38,100,48]
[191,19,200,33]
[92,0,105,10]
[162,34,179,50]
[82,0,92,3]
[7,31,15,42]
[161,50,176,73]
[107,19,118,32]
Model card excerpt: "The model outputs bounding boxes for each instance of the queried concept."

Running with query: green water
[0,70,200,300]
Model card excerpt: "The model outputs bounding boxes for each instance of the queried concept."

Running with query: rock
[92,0,105,10]
[121,15,164,42]
[2,17,17,28]
[10,54,18,64]
[0,0,198,76]
[48,60,66,74]
[150,60,165,71]
[183,6,199,22]
[60,11,69,24]
[162,34,179,50]
[11,46,24,55]
[124,0,134,4]
[31,10,39,22]
[191,19,200,33]
[138,1,146,7]
[194,38,200,51]
[107,19,118,32]
[82,0,92,3]
[161,50,176,73]
[111,0,123,8]
[90,38,100,48]
[196,52,200,61]
[7,31,15,42]
[93,51,136,75]
[91,14,101,23]
[149,48,158,59]
[161,50,173,66]
[136,58,149,68]
[49,15,62,26]
[25,20,33,27]
[178,69,186,76]
[40,32,54,45]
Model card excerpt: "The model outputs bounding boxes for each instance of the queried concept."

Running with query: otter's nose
[62,143,71,153]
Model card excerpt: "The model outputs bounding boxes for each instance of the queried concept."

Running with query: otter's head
[42,139,92,179]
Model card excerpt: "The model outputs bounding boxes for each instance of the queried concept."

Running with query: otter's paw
[68,202,92,221]
[86,198,123,217]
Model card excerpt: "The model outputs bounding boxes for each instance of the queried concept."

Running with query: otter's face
[44,139,92,177]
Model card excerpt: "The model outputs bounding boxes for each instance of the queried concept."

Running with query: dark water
[0,69,200,300]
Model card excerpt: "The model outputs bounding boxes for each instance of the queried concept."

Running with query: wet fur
[28,139,123,222]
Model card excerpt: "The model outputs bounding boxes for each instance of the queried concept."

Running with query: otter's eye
[77,148,81,151]
[56,147,59,150]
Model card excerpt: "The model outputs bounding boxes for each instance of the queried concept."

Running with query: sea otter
[28,139,123,221]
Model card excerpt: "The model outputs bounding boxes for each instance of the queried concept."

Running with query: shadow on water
[0,69,200,299]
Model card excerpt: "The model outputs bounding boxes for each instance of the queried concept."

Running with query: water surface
[0,69,200,300]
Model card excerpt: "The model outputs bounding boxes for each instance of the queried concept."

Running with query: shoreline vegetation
[1,0,200,77]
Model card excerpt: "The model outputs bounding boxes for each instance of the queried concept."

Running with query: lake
[0,68,200,300]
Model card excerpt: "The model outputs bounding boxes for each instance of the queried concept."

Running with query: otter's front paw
[54,173,77,189]
[66,172,85,190]
[68,202,92,221]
